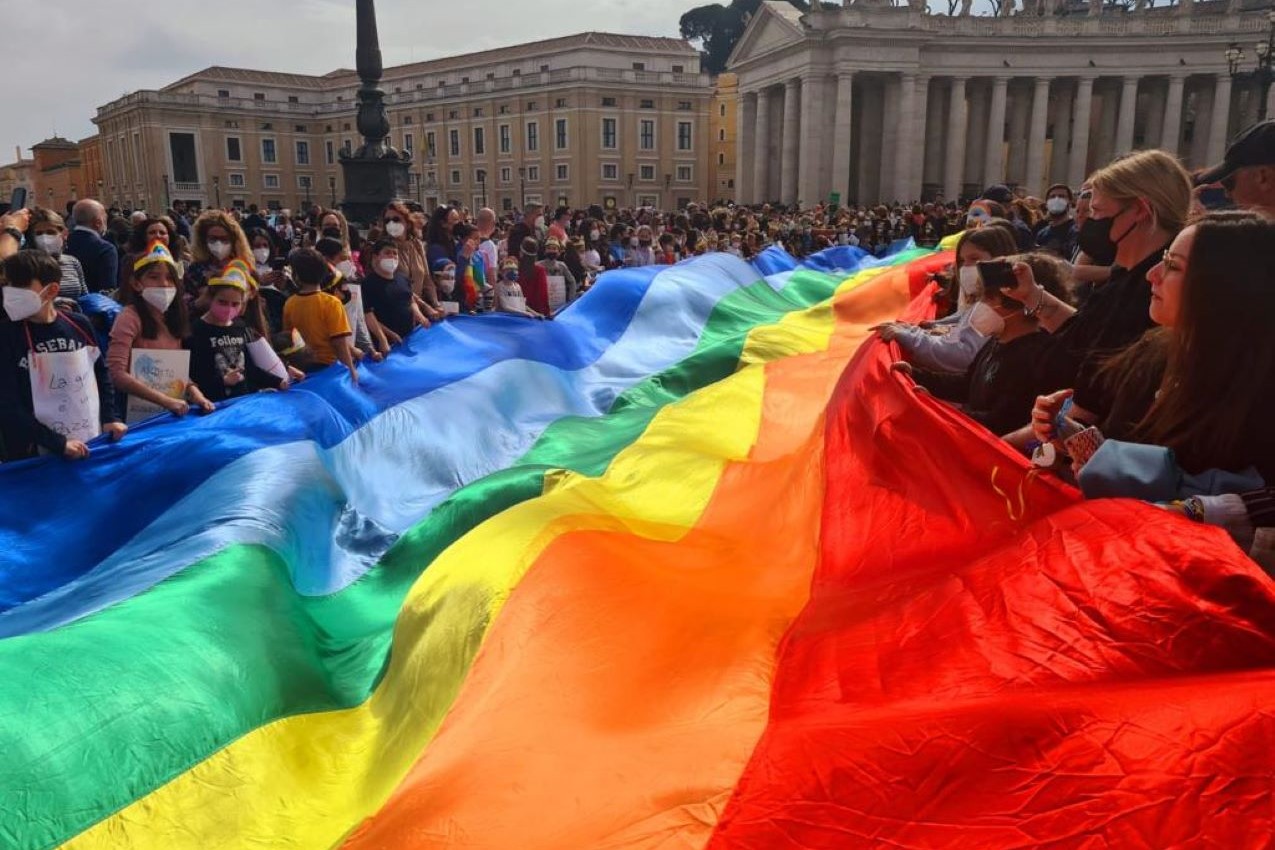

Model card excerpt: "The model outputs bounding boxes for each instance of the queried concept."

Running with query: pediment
[727,2,807,69]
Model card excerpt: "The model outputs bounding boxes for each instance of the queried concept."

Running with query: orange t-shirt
[283,290,351,365]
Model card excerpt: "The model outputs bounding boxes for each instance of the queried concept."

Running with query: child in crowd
[0,250,127,460]
[187,261,287,401]
[361,239,428,346]
[432,258,462,314]
[538,238,578,306]
[109,242,214,418]
[283,248,359,384]
[316,238,381,361]
[495,258,545,319]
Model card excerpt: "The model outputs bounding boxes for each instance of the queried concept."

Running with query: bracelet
[1171,497,1206,522]
[1022,285,1046,318]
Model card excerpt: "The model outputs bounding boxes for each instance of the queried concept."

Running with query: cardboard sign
[246,337,289,382]
[546,274,566,311]
[126,349,190,423]
[30,347,102,440]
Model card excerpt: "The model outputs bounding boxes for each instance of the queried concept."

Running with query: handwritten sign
[546,275,566,312]
[29,347,102,442]
[127,349,190,423]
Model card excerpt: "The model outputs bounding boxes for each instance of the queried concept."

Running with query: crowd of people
[2,116,1273,572]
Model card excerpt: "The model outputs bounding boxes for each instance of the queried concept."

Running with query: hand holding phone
[976,260,1016,293]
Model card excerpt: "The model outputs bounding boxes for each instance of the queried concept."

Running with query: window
[554,118,568,150]
[499,104,509,115]
[449,128,460,157]
[218,89,230,99]
[298,175,313,189]
[640,99,655,109]
[526,101,537,111]
[295,140,310,165]
[403,116,414,125]
[500,166,511,183]
[254,92,266,101]
[632,62,646,71]
[343,122,351,131]
[260,122,273,131]
[672,64,684,73]
[461,76,470,83]
[486,72,495,80]
[640,164,655,181]
[637,194,658,208]
[294,124,307,133]
[640,120,655,150]
[555,163,568,181]
[264,174,280,189]
[474,126,485,155]
[539,64,549,72]
[326,141,335,164]
[261,138,277,164]
[226,137,242,162]
[168,133,198,183]
[449,109,458,119]
[404,132,414,153]
[719,128,727,142]
[426,132,437,157]
[502,197,513,211]
[527,165,540,182]
[512,69,521,77]
[602,163,618,181]
[289,97,300,105]
[718,152,725,166]
[343,138,352,154]
[228,173,245,188]
[475,168,487,184]
[555,98,567,108]
[426,112,434,122]
[499,124,511,154]
[676,165,692,182]
[602,118,617,150]
[450,169,461,185]
[677,121,693,151]
[224,120,239,129]
[526,121,539,152]
[473,107,484,117]
[677,101,692,111]
[719,103,726,118]
[602,97,617,107]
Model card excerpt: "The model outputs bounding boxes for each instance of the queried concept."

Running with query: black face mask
[1076,216,1119,266]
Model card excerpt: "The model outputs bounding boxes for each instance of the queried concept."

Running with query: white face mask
[141,287,177,312]
[35,234,64,255]
[336,260,357,279]
[968,301,1006,338]
[438,273,456,294]
[958,265,981,297]
[252,247,271,265]
[208,240,232,261]
[3,286,45,322]
[589,230,599,241]
[385,221,406,239]
[377,258,400,277]
[1046,197,1070,216]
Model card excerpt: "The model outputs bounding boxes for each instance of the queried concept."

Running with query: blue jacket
[65,227,119,294]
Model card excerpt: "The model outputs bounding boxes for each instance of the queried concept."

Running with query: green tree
[679,0,810,76]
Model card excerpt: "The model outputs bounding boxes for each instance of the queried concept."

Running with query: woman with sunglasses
[381,202,443,322]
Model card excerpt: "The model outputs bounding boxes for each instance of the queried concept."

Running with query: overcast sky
[0,0,703,165]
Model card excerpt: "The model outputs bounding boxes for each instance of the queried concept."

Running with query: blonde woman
[184,210,254,301]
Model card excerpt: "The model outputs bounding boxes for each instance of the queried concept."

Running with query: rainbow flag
[2,243,1272,849]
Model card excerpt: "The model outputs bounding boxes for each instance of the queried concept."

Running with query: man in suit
[66,200,118,293]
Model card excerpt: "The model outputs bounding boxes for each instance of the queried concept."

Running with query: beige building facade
[93,32,713,215]
[709,73,739,202]
[731,0,1275,205]
[0,148,36,206]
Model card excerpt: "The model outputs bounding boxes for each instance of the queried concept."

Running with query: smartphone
[269,258,288,272]
[976,260,1016,292]
[9,187,28,212]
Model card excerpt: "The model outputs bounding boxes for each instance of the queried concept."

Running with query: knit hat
[133,240,179,272]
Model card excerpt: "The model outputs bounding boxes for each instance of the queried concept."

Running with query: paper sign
[546,275,566,312]
[126,349,190,423]
[441,301,460,316]
[343,284,365,330]
[29,347,102,442]
[247,337,289,382]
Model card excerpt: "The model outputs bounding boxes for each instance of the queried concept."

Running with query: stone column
[1145,80,1167,153]
[1068,75,1095,187]
[910,75,931,199]
[944,77,968,202]
[831,72,855,205]
[984,76,1009,187]
[881,75,900,201]
[753,87,771,203]
[1049,82,1073,187]
[1115,76,1139,154]
[737,92,756,203]
[1206,74,1233,165]
[965,82,989,194]
[894,72,918,202]
[924,78,945,190]
[1007,83,1031,186]
[781,78,801,204]
[798,73,824,205]
[1025,77,1052,196]
[1160,74,1186,155]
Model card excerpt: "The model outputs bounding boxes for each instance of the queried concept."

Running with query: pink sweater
[108,305,184,388]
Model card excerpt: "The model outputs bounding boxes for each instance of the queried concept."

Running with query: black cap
[981,184,1014,204]
[1198,119,1275,185]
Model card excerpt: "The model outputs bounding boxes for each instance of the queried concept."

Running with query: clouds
[0,0,699,164]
